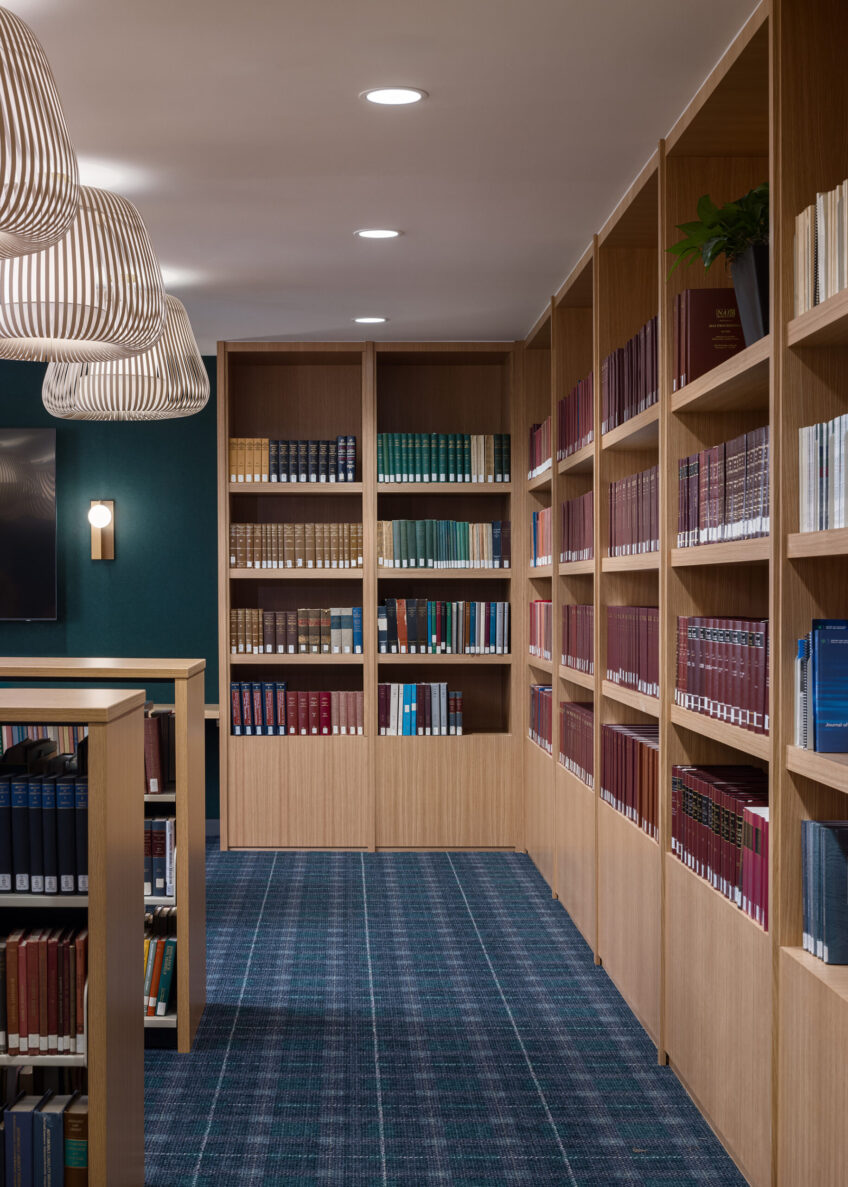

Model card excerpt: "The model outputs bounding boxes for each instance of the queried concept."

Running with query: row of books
[607,606,659,698]
[528,416,552,478]
[1,928,87,1056]
[230,684,364,737]
[600,724,659,839]
[672,288,744,391]
[229,607,363,655]
[529,685,552,754]
[378,684,462,736]
[377,432,511,484]
[798,414,848,533]
[794,619,848,752]
[530,507,551,567]
[228,436,357,483]
[143,708,174,796]
[671,765,769,929]
[601,314,658,434]
[0,775,87,896]
[559,702,594,788]
[609,465,659,557]
[3,1089,88,1187]
[143,910,177,1018]
[379,599,510,655]
[529,600,551,661]
[0,725,86,759]
[143,819,175,899]
[377,519,511,569]
[675,616,769,735]
[802,820,848,963]
[562,604,593,674]
[557,373,593,460]
[560,491,593,563]
[676,427,770,547]
[794,180,848,316]
[229,521,363,570]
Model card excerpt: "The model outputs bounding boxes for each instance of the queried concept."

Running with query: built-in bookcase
[218,342,521,852]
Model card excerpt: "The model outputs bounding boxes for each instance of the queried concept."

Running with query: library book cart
[0,658,206,1054]
[0,687,144,1187]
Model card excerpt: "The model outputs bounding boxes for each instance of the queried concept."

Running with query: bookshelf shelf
[145,793,177,804]
[557,443,593,475]
[670,537,770,567]
[378,568,511,580]
[0,1054,87,1067]
[670,705,770,761]
[145,895,176,907]
[144,1011,178,1030]
[785,745,848,795]
[379,652,512,665]
[377,482,512,494]
[558,665,594,690]
[229,481,364,495]
[558,559,594,576]
[786,528,848,559]
[601,680,660,717]
[601,552,660,572]
[600,404,659,451]
[787,285,848,347]
[528,564,553,578]
[782,944,848,1004]
[528,656,553,675]
[670,334,771,414]
[0,893,88,908]
[229,652,364,665]
[527,468,552,492]
[229,568,363,580]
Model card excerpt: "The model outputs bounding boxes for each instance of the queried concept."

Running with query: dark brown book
[64,1094,89,1186]
[320,607,331,654]
[308,607,320,653]
[297,608,309,654]
[143,716,163,795]
[263,610,275,654]
[286,609,298,654]
[682,288,744,386]
[274,610,286,654]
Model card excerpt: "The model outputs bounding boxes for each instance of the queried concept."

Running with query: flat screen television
[0,428,57,620]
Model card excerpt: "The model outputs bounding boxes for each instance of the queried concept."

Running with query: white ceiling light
[354,316,388,324]
[159,264,206,288]
[42,294,209,420]
[76,155,151,195]
[361,87,427,105]
[0,185,165,363]
[354,228,401,239]
[0,6,79,258]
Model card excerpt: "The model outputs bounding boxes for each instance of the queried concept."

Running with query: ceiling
[18,0,758,352]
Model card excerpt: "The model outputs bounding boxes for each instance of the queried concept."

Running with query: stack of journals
[378,684,462,735]
[601,724,659,838]
[529,685,552,753]
[802,820,848,962]
[377,432,510,483]
[528,417,552,478]
[608,466,659,556]
[377,520,510,568]
[228,436,357,483]
[798,414,848,533]
[529,600,552,661]
[379,599,509,654]
[601,314,658,433]
[230,522,363,569]
[560,492,593,563]
[677,428,769,546]
[1,927,87,1054]
[795,619,848,751]
[230,684,364,737]
[606,606,659,698]
[143,908,177,1018]
[676,616,769,735]
[559,702,594,788]
[230,607,363,655]
[557,373,593,460]
[562,604,594,674]
[0,774,87,895]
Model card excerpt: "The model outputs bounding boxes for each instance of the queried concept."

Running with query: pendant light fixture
[0,7,79,258]
[41,295,209,420]
[0,185,165,362]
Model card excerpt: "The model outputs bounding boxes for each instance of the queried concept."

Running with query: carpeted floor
[144,849,746,1186]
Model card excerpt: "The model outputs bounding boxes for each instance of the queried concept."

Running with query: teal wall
[0,357,220,816]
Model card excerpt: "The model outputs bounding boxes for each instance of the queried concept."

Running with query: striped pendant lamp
[0,7,79,257]
[0,185,165,361]
[42,295,209,420]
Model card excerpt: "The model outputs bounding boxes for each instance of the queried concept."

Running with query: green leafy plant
[666,182,769,275]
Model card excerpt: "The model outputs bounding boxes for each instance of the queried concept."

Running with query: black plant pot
[730,242,769,346]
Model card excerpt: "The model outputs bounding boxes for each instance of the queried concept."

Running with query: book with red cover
[681,288,744,386]
[297,691,309,736]
[355,691,364,735]
[143,716,163,794]
[319,691,331,735]
[308,691,320,735]
[397,599,408,654]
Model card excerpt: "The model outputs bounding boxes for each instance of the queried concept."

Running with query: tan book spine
[339,689,348,734]
[236,437,245,482]
[229,438,237,483]
[284,522,294,568]
[286,609,297,653]
[230,609,237,653]
[237,607,245,652]
[254,438,262,483]
[485,434,494,482]
[322,521,331,569]
[236,524,246,568]
[229,523,237,567]
[356,522,363,567]
[355,690,364,735]
[330,522,339,568]
[294,522,305,568]
[253,524,262,569]
[343,523,350,569]
[261,437,270,483]
[305,522,316,569]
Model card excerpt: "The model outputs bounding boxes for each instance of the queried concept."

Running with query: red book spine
[319,691,331,735]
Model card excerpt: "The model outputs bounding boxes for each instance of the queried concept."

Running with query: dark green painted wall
[0,357,220,815]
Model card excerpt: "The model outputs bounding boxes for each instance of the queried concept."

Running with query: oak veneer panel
[175,669,207,1051]
[778,947,848,1187]
[597,799,660,1043]
[376,358,510,435]
[670,335,770,413]
[376,734,516,848]
[0,657,204,680]
[227,736,370,848]
[0,687,145,722]
[524,736,555,890]
[665,857,771,1187]
[555,764,596,950]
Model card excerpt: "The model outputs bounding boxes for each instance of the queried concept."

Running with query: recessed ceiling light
[361,87,427,106]
[354,229,401,239]
[353,316,388,324]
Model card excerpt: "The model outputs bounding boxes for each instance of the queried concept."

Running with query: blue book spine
[7,1104,35,1187]
[352,607,363,654]
[11,776,29,892]
[55,778,76,894]
[260,682,275,736]
[0,776,11,891]
[812,620,848,751]
[41,777,58,895]
[34,1103,64,1187]
[346,434,356,482]
[821,824,848,963]
[74,778,88,894]
[27,778,44,894]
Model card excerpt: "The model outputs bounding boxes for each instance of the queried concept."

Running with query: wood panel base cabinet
[554,765,596,950]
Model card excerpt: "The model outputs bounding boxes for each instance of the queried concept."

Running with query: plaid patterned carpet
[145,850,746,1185]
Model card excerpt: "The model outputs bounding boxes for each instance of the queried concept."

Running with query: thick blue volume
[73,778,88,894]
[352,606,363,654]
[27,777,44,895]
[0,776,12,891]
[55,777,76,894]
[10,776,29,893]
[812,619,848,751]
[41,777,58,895]
[820,823,848,964]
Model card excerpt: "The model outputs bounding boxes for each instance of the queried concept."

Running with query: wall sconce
[88,499,114,560]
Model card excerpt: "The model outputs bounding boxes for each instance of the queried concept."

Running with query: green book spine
[416,521,426,567]
[494,434,502,483]
[414,433,422,482]
[399,519,408,567]
[377,434,384,483]
[447,434,456,483]
[155,938,177,1015]
[397,432,404,482]
[438,433,448,482]
[392,433,400,482]
[429,433,438,482]
[463,435,472,482]
[392,520,401,568]
[504,434,511,482]
[426,519,435,567]
[421,433,430,483]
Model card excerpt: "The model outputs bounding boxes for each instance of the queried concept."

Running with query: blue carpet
[145,850,746,1186]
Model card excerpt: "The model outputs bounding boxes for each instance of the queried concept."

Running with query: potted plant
[667,182,769,345]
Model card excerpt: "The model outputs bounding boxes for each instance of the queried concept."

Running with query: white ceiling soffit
[23,0,759,351]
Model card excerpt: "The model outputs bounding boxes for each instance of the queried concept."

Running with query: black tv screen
[0,428,57,620]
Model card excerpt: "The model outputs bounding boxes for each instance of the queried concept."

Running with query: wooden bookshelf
[669,537,770,567]
[0,688,145,1186]
[0,657,206,1055]
[218,341,521,851]
[670,333,770,413]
